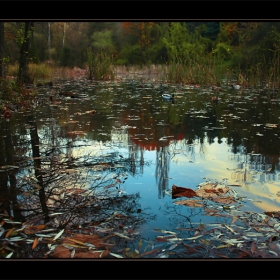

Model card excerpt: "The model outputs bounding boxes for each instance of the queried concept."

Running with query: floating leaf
[211,196,236,204]
[66,131,86,135]
[32,237,39,249]
[24,225,46,235]
[110,252,124,258]
[196,184,229,199]
[6,252,13,258]
[174,199,204,207]
[70,249,76,258]
[68,238,88,246]
[53,229,64,241]
[153,229,177,235]
[113,232,131,239]
[172,184,197,199]
[185,234,203,240]
[6,227,15,238]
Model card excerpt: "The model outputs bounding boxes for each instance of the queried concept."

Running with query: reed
[87,50,115,81]
[163,54,231,86]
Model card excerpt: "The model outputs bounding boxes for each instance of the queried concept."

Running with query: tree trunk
[18,22,34,84]
[0,22,5,78]
[48,22,51,60]
[28,115,50,222]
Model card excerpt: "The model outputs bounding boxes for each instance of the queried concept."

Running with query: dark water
[1,78,280,257]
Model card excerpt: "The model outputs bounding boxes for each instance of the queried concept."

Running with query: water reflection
[1,79,280,257]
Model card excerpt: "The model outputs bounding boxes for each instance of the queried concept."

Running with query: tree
[0,22,5,78]
[18,22,35,84]
[163,22,192,63]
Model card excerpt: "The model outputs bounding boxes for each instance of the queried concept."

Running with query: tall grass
[7,63,54,82]
[164,55,231,86]
[87,50,115,80]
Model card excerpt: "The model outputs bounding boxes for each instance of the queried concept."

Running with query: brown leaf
[51,245,71,258]
[24,225,46,235]
[51,233,110,259]
[172,184,197,199]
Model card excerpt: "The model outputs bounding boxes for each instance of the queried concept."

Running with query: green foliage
[145,41,168,64]
[212,42,231,61]
[15,22,34,45]
[163,22,191,62]
[91,30,114,53]
[119,44,142,65]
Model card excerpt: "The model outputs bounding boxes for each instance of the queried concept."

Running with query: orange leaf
[32,237,39,249]
[5,227,15,238]
[36,224,46,230]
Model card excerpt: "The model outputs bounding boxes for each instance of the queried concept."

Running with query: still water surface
[1,78,280,256]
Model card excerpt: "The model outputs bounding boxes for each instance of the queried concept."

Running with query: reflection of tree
[0,120,25,222]
[230,152,280,184]
[27,115,49,221]
[0,114,154,257]
[163,201,204,229]
[156,146,170,199]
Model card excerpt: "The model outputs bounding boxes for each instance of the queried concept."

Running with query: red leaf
[172,184,197,199]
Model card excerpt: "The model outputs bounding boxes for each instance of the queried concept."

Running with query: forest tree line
[1,21,280,85]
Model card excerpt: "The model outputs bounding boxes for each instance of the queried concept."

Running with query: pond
[1,78,280,258]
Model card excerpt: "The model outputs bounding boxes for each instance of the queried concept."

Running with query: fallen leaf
[32,237,39,249]
[211,196,236,204]
[172,184,198,199]
[174,199,204,207]
[110,252,124,258]
[196,184,229,199]
[66,131,86,135]
[6,252,13,258]
[24,225,46,235]
[6,227,15,238]
[53,229,64,241]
